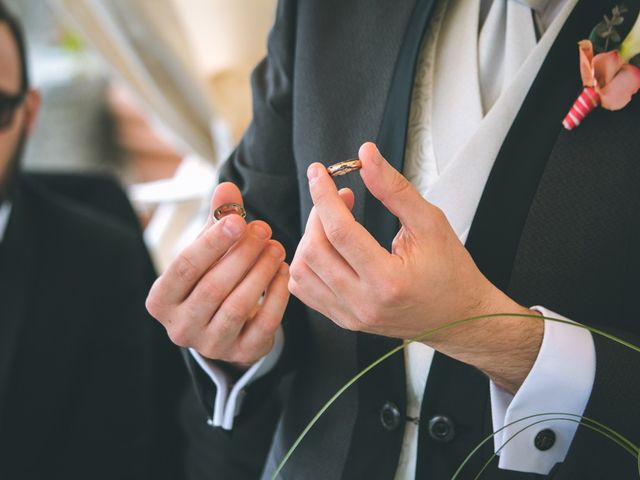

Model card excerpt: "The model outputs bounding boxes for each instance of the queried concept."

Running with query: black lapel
[465,0,625,291]
[343,1,437,479]
[0,183,34,430]
[364,0,437,252]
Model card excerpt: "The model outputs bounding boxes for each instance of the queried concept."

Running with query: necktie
[478,0,541,113]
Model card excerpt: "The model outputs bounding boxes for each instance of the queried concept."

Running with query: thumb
[201,182,245,233]
[212,182,244,212]
[358,142,427,227]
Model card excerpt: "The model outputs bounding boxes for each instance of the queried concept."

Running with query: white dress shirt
[0,202,11,243]
[398,0,594,476]
[193,0,596,477]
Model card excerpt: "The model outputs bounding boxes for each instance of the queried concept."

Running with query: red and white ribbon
[562,87,601,130]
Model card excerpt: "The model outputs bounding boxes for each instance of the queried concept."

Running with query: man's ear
[23,88,40,135]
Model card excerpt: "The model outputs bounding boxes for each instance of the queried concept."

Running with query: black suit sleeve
[180,1,310,478]
[67,222,186,480]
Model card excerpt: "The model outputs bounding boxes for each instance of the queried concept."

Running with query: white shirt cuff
[188,326,284,430]
[489,306,595,475]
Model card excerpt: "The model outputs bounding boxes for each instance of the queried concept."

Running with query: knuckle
[287,276,299,295]
[255,313,279,337]
[355,305,379,326]
[326,223,349,245]
[256,335,276,357]
[174,254,199,283]
[380,172,411,203]
[300,243,320,266]
[228,348,256,366]
[194,279,227,306]
[390,172,411,195]
[200,337,226,360]
[288,260,305,284]
[313,188,330,205]
[431,205,446,220]
[268,240,286,258]
[428,205,447,226]
[220,300,248,325]
[202,227,223,250]
[333,312,359,332]
[145,294,163,320]
[167,324,190,347]
[379,278,404,305]
[342,320,359,332]
[250,220,272,235]
[288,279,302,299]
[181,299,203,324]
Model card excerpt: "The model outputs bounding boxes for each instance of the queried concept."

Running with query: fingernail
[307,164,320,181]
[222,216,244,238]
[252,223,270,239]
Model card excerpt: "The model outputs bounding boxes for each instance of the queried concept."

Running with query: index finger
[150,214,247,306]
[306,162,389,274]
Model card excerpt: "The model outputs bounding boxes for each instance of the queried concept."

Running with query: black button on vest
[427,415,456,443]
[534,429,556,451]
[379,401,402,431]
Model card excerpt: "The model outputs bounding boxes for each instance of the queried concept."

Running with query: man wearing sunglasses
[0,3,186,479]
[0,6,35,203]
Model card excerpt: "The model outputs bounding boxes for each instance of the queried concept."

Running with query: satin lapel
[344,1,437,478]
[364,0,437,251]
[0,186,34,430]
[465,0,620,291]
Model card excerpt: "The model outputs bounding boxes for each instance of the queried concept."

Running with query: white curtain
[50,0,277,159]
[49,0,276,271]
[50,0,217,161]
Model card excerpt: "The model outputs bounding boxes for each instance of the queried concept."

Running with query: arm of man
[290,142,640,478]
[147,0,306,440]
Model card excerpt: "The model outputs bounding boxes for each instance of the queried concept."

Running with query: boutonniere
[563,5,640,130]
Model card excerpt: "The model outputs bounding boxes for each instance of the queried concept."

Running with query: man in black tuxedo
[0,4,185,479]
[148,0,640,478]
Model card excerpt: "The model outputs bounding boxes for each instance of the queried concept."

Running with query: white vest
[395,0,577,477]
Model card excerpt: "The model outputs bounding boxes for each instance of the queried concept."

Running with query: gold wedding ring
[213,203,247,223]
[327,159,362,177]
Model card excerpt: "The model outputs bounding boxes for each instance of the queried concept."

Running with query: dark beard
[0,124,27,204]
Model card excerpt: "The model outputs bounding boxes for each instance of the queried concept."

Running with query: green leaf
[590,29,610,53]
[615,5,629,15]
[594,23,611,37]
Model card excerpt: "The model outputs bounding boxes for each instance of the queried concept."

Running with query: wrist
[424,286,544,394]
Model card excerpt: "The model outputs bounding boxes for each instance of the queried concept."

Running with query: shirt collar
[484,0,568,32]
[535,0,568,32]
[0,202,12,243]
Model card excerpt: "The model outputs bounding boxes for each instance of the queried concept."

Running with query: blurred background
[7,0,277,271]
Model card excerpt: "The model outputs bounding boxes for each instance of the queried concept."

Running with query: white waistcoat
[395,0,577,477]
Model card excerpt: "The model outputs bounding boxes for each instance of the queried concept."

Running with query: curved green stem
[451,412,638,480]
[470,418,637,480]
[271,314,640,479]
[270,343,405,479]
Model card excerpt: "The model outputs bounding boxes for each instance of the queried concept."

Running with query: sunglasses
[0,90,26,131]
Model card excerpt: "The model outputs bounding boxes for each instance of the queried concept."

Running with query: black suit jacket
[183,0,640,478]
[0,173,186,480]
